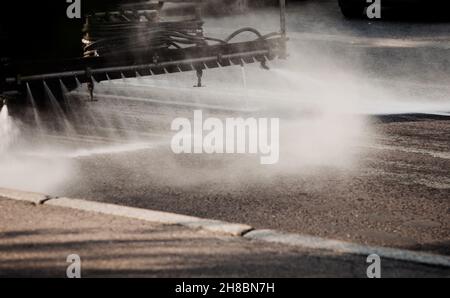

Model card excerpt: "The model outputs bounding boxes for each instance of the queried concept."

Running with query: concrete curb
[0,187,251,236]
[1,187,450,268]
[0,188,51,205]
[45,197,253,237]
[245,230,450,268]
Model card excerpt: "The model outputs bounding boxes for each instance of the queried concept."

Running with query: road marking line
[245,230,450,268]
[288,32,450,50]
[366,144,450,160]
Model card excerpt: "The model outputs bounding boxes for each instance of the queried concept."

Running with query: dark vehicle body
[0,1,138,61]
[0,0,252,62]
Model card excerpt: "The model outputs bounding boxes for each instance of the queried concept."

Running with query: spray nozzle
[0,97,6,111]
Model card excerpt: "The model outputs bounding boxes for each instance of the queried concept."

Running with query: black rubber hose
[83,12,278,57]
[224,27,264,43]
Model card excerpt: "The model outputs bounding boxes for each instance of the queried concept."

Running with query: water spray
[0,96,19,154]
[0,96,5,111]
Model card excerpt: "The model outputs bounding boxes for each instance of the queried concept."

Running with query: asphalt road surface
[2,0,449,257]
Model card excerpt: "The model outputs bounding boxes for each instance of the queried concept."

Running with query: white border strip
[46,197,253,237]
[245,230,450,268]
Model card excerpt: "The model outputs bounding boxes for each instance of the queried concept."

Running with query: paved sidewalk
[0,198,448,278]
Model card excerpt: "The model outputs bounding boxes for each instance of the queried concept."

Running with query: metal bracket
[194,68,204,87]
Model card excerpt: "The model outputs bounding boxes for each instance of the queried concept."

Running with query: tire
[338,0,365,19]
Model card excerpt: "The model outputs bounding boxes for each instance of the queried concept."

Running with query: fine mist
[2,2,450,197]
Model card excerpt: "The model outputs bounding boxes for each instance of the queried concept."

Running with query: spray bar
[18,50,271,83]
